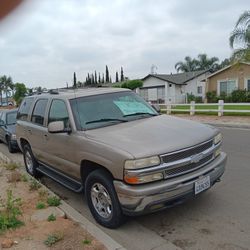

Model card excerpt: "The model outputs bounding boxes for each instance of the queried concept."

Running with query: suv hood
[85,115,218,159]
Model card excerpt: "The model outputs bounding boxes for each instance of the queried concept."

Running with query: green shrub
[231,89,248,102]
[47,214,56,222]
[206,91,218,103]
[44,231,63,246]
[121,79,143,90]
[36,202,46,209]
[0,190,23,232]
[47,196,61,207]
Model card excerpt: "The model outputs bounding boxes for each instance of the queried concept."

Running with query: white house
[140,70,211,104]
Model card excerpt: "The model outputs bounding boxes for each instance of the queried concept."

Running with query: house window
[247,79,250,91]
[197,86,202,94]
[218,79,237,95]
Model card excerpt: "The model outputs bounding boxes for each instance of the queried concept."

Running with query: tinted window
[17,97,34,121]
[31,99,48,125]
[48,100,69,127]
[6,112,17,125]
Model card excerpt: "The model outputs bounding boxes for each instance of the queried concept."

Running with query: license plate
[195,176,210,195]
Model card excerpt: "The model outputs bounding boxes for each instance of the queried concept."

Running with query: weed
[82,239,92,245]
[20,174,28,182]
[44,231,63,247]
[47,196,61,207]
[29,179,41,191]
[0,190,23,232]
[3,162,20,171]
[36,202,46,209]
[38,189,48,200]
[47,214,56,222]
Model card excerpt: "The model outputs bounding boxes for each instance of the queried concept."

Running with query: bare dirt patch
[0,162,106,250]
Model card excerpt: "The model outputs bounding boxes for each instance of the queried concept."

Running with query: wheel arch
[80,160,114,186]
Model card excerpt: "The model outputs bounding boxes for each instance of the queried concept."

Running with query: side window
[48,100,69,127]
[31,99,48,126]
[17,97,34,121]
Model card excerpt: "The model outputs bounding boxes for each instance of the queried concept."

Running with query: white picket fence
[159,100,250,116]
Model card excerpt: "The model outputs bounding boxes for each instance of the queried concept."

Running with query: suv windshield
[70,91,158,130]
[6,111,17,125]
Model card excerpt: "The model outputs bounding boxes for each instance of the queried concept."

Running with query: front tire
[85,169,124,228]
[23,144,41,178]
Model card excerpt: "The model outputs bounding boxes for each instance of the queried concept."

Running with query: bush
[121,79,143,90]
[47,196,61,207]
[187,93,203,103]
[231,90,248,102]
[206,91,218,103]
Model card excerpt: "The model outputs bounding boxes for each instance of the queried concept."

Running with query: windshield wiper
[85,118,128,125]
[123,112,158,117]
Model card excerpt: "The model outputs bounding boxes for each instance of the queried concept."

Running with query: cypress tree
[115,71,119,82]
[98,73,101,83]
[73,72,77,88]
[91,74,94,85]
[105,65,109,83]
[110,76,112,83]
[102,73,105,83]
[121,67,124,82]
[94,71,97,84]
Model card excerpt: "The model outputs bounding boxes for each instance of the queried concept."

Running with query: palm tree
[0,75,13,105]
[229,10,250,61]
[196,54,219,72]
[175,56,198,72]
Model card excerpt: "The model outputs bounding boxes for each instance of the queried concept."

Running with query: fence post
[218,100,224,117]
[190,101,195,115]
[167,104,171,115]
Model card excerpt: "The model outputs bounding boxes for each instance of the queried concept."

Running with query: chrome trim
[160,139,214,158]
[125,142,221,177]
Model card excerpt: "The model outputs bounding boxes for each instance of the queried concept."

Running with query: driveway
[1,127,249,250]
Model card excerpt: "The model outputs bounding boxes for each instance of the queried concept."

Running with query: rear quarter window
[17,97,34,121]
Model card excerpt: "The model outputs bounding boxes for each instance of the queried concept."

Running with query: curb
[0,151,126,250]
[205,122,250,129]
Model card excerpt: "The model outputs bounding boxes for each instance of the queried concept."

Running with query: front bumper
[114,152,227,215]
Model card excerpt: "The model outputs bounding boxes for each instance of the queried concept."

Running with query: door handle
[44,134,49,140]
[27,129,32,134]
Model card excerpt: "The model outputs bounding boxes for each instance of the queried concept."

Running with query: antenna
[150,64,158,74]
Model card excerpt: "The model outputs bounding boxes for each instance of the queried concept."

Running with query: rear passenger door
[28,98,49,162]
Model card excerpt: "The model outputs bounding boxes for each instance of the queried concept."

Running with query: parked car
[16,88,227,228]
[0,109,19,153]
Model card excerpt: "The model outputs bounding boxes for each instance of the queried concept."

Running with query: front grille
[161,140,213,163]
[164,154,214,178]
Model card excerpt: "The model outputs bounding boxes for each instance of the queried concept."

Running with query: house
[206,62,250,96]
[140,69,211,104]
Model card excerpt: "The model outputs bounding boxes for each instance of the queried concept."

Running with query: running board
[37,163,83,193]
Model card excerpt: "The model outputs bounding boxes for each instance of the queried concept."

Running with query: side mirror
[151,104,161,113]
[48,121,71,134]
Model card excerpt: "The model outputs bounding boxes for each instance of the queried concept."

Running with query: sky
[0,0,249,89]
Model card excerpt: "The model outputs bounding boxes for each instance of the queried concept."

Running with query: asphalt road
[0,127,250,250]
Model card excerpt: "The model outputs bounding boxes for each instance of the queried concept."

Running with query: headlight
[124,172,163,184]
[11,134,16,140]
[124,156,160,170]
[214,133,222,145]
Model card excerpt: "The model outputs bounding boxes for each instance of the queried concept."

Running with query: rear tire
[85,169,124,228]
[7,137,15,153]
[23,144,41,178]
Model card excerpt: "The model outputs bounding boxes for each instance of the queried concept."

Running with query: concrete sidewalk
[173,114,250,128]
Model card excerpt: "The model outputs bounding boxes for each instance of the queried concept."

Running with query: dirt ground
[0,163,106,250]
